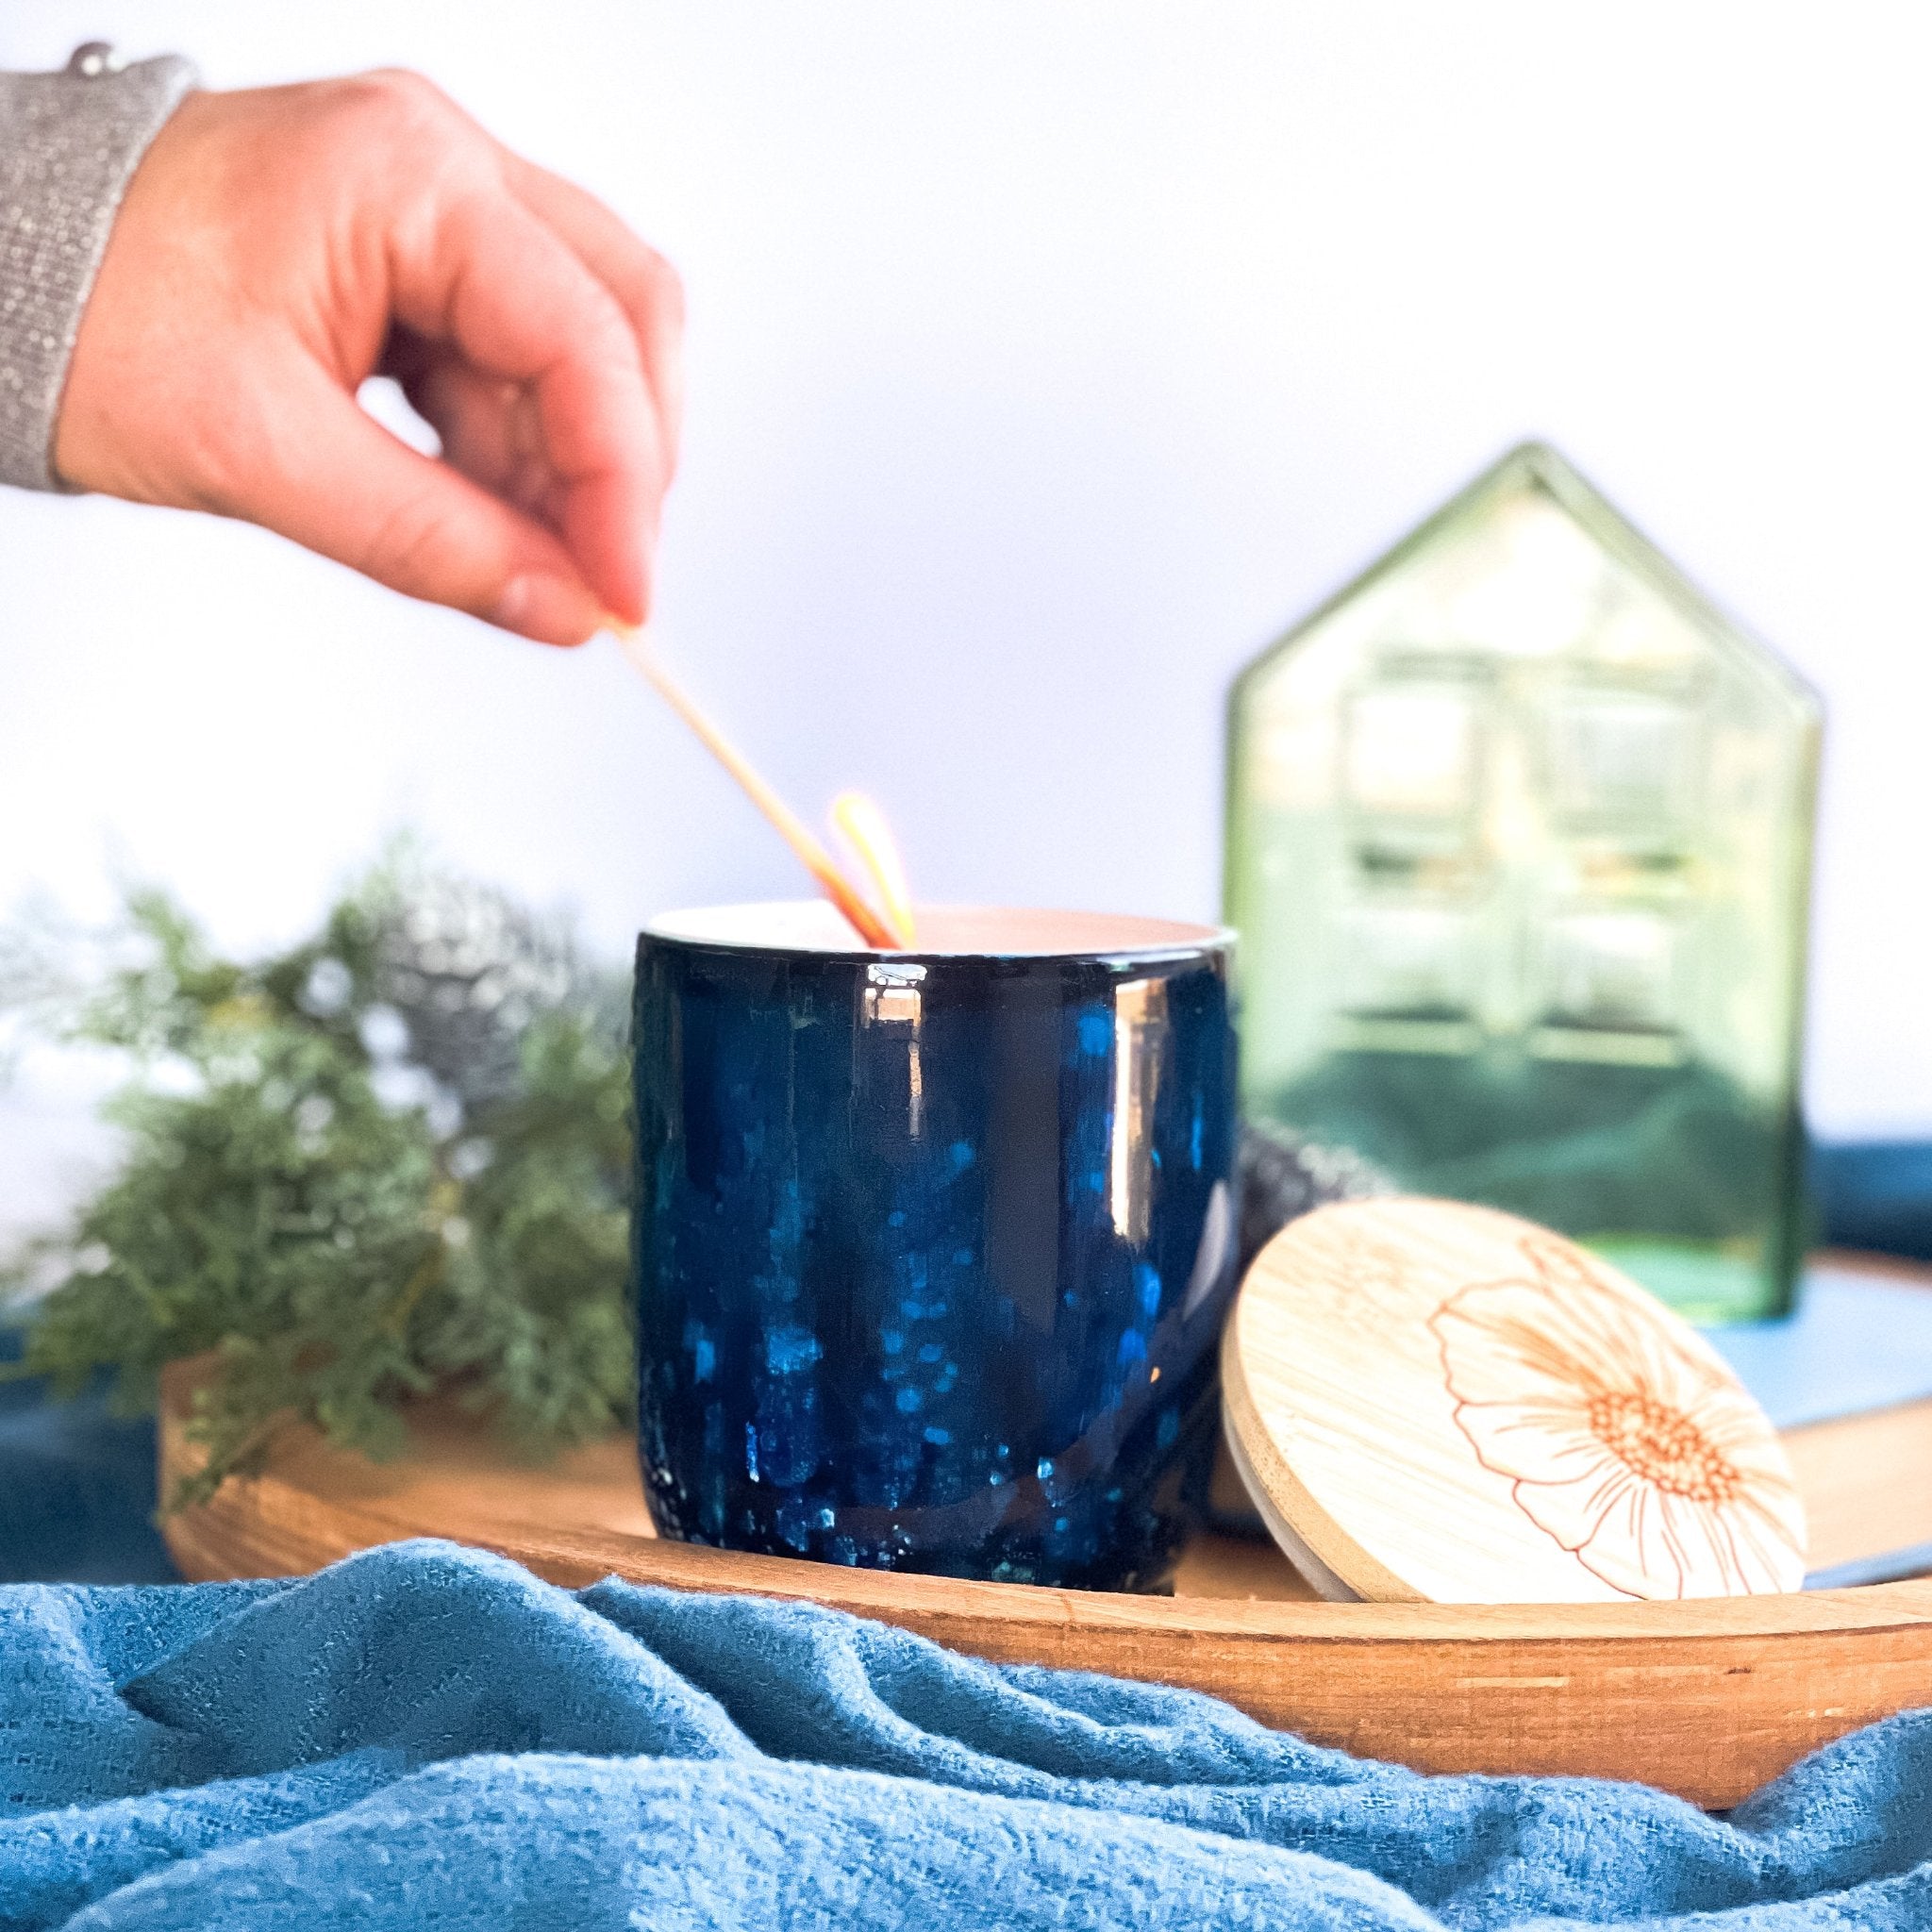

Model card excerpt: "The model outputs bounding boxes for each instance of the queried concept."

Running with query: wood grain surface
[159,1255,1932,1808]
[1224,1200,1808,1603]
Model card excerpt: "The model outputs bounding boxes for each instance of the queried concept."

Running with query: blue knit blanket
[3,1540,1928,1929]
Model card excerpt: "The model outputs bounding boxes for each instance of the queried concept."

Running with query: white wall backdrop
[3,2,1929,1237]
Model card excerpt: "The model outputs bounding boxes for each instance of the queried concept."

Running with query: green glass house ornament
[1224,444,1821,1323]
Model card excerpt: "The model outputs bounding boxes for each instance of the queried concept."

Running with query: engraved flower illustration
[1427,1237,1806,1598]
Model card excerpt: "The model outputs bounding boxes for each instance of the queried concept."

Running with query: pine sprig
[0,857,633,1507]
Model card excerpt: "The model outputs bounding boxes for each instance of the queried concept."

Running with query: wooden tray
[159,1257,1932,1809]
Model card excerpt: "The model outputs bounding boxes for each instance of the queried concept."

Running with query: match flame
[607,621,901,948]
[831,791,917,948]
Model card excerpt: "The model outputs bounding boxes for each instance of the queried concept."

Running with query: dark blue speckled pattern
[633,925,1237,1591]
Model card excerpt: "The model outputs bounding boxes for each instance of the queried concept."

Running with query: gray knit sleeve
[0,45,197,491]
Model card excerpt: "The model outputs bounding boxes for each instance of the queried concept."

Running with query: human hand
[55,70,682,645]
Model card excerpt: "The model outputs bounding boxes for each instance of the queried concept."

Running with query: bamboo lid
[1221,1199,1807,1604]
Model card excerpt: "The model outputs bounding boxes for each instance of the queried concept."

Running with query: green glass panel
[1224,443,1820,1322]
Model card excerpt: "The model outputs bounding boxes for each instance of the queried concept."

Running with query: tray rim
[157,1409,1932,1644]
[156,1259,1932,1812]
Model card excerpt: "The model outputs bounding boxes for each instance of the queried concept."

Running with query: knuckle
[323,69,488,220]
[347,67,446,116]
[641,249,686,328]
[331,69,462,154]
[552,272,643,377]
[361,479,462,591]
[588,284,644,359]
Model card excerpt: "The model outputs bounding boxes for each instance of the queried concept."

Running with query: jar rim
[641,900,1234,962]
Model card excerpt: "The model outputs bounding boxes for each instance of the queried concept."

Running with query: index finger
[389,183,664,625]
[498,152,687,482]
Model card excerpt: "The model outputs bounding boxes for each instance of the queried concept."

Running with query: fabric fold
[3,1538,1930,1930]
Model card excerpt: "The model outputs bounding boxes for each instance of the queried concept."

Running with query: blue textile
[3,1539,1930,1928]
[1813,1141,1932,1265]
[0,1324,175,1586]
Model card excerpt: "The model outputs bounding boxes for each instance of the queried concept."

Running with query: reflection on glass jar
[632,904,1239,1589]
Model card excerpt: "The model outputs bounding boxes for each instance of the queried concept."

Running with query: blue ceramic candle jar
[632,904,1238,1591]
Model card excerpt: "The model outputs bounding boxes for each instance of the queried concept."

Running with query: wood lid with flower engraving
[1222,1198,1808,1603]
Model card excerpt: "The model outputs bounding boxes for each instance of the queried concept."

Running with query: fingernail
[491,573,603,647]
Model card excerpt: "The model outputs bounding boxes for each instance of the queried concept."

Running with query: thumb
[226,366,607,646]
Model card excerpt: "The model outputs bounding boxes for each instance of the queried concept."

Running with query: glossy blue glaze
[632,910,1238,1591]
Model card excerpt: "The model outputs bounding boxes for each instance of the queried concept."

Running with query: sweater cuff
[0,48,198,491]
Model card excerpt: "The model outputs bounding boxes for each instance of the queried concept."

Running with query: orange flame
[831,791,917,948]
[608,622,900,948]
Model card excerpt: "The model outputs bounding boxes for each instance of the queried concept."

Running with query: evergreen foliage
[0,858,633,1506]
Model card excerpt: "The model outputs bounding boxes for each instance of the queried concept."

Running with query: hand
[55,70,683,646]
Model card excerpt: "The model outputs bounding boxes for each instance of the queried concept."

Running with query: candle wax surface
[644,900,1230,959]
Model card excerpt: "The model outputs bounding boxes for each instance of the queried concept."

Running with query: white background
[2,3,1929,1237]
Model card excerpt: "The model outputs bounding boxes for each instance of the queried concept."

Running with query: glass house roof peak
[1235,441,1819,722]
